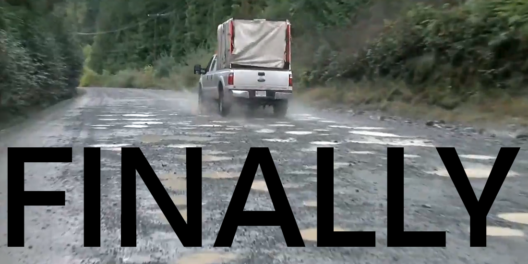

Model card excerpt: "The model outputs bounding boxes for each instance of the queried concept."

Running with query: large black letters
[7,147,70,247]
[214,148,304,247]
[436,147,519,247]
[121,147,202,247]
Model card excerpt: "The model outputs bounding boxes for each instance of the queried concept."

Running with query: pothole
[285,131,313,135]
[171,195,187,206]
[203,172,239,179]
[304,162,351,170]
[300,227,347,242]
[168,144,205,148]
[123,114,155,117]
[131,121,163,125]
[124,124,148,128]
[175,251,238,264]
[89,144,131,151]
[158,209,187,224]
[347,137,434,147]
[175,155,232,162]
[256,129,276,133]
[497,213,528,225]
[469,226,525,237]
[350,151,376,155]
[459,154,496,160]
[263,138,297,143]
[167,136,215,142]
[426,165,520,178]
[215,131,237,134]
[349,131,401,137]
[303,201,317,207]
[269,124,295,127]
[161,178,187,191]
[124,118,161,121]
[353,127,386,130]
[310,141,340,145]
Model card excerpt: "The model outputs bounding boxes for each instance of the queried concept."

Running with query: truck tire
[218,87,231,117]
[273,100,288,118]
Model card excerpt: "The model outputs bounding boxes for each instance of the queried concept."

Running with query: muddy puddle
[141,134,216,143]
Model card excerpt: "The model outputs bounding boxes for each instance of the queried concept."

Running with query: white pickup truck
[194,18,293,117]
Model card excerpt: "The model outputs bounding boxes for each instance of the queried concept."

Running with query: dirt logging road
[1,87,527,264]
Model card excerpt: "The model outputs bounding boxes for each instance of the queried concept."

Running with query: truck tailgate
[233,69,290,90]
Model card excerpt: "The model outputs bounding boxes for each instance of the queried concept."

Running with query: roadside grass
[297,81,528,127]
[80,48,212,91]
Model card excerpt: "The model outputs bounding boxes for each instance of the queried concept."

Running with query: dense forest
[3,0,528,120]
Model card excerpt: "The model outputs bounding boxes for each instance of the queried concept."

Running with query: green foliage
[0,1,83,113]
[306,0,528,102]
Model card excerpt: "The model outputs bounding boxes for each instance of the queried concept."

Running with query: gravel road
[1,87,527,264]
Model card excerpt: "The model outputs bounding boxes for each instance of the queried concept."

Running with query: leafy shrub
[306,0,528,97]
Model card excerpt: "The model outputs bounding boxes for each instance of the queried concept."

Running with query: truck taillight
[228,73,234,85]
[289,74,292,87]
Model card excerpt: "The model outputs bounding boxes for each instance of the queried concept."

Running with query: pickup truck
[193,18,293,117]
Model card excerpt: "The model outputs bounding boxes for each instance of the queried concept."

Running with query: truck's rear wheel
[218,90,231,117]
[273,100,288,118]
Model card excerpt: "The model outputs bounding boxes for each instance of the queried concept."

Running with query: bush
[306,0,528,98]
[0,3,83,113]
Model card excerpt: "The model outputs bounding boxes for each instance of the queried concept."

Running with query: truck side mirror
[193,65,202,75]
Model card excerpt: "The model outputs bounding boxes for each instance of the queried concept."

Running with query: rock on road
[1,87,528,264]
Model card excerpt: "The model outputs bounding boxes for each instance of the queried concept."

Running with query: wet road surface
[1,87,528,264]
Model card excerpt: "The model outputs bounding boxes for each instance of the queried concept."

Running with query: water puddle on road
[175,251,238,264]
[497,213,528,225]
[350,151,376,155]
[161,178,187,191]
[329,125,352,129]
[124,124,148,128]
[349,131,401,137]
[171,195,187,206]
[305,162,351,170]
[314,129,331,132]
[124,118,161,121]
[123,114,155,117]
[427,164,520,179]
[256,129,275,133]
[89,143,131,151]
[285,131,313,135]
[250,180,304,192]
[99,118,119,121]
[310,141,340,146]
[467,226,525,237]
[300,227,347,242]
[303,201,317,207]
[459,154,496,161]
[203,172,239,179]
[215,131,237,134]
[175,154,232,162]
[269,124,295,127]
[158,209,187,224]
[168,136,216,142]
[92,127,107,130]
[132,121,163,125]
[353,127,386,130]
[347,137,434,147]
[263,138,297,143]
